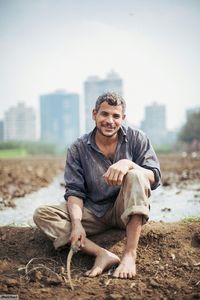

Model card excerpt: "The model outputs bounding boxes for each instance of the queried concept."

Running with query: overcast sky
[0,0,199,131]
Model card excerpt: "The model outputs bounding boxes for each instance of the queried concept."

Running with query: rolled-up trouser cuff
[121,205,150,226]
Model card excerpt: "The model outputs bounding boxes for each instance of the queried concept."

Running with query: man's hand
[103,159,134,186]
[70,219,86,248]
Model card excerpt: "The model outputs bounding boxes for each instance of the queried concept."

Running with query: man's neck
[95,130,118,147]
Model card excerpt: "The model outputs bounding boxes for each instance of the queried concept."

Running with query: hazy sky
[0,0,199,131]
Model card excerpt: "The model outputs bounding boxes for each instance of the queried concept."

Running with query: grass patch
[0,148,27,158]
[181,216,200,223]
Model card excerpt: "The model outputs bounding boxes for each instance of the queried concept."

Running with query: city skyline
[1,91,198,150]
[0,0,200,130]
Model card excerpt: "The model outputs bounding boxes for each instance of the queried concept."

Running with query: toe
[128,272,133,279]
[123,273,128,279]
[84,269,92,277]
[88,267,102,277]
[113,269,119,278]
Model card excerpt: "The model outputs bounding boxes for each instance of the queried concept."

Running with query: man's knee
[33,206,48,224]
[124,169,146,184]
[124,169,151,197]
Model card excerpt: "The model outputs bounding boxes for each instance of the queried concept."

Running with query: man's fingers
[103,169,116,185]
[71,236,78,245]
[103,169,111,179]
[70,232,81,244]
[80,234,85,248]
[108,170,119,185]
[117,172,124,185]
[103,172,110,185]
[104,169,124,186]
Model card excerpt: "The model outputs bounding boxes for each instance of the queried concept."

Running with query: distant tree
[179,112,200,143]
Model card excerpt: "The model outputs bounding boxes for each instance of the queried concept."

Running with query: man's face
[92,101,125,138]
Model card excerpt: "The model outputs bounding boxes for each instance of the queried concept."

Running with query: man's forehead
[98,102,123,113]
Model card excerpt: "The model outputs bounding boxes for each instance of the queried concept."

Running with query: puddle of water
[0,175,65,226]
[0,177,199,226]
[150,184,200,222]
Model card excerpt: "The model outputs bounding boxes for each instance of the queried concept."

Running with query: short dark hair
[95,92,126,113]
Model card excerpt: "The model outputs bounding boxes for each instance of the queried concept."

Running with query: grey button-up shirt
[64,126,161,217]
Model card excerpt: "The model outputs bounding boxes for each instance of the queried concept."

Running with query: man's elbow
[148,170,156,186]
[67,196,84,207]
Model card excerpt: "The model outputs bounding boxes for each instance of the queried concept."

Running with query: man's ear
[92,109,97,120]
[122,114,126,120]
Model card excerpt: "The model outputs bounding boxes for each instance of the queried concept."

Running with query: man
[34,92,161,279]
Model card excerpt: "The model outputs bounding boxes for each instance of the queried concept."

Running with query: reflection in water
[0,176,200,226]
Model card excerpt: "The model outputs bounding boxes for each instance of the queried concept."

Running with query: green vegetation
[181,216,200,223]
[0,141,66,158]
[0,148,27,158]
[179,111,200,143]
[154,144,174,154]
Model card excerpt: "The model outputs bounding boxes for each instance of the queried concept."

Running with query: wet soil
[0,222,199,299]
[0,157,64,209]
[0,154,199,209]
[0,154,200,299]
[159,154,200,188]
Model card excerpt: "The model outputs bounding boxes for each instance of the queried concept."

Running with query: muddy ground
[0,154,200,299]
[159,154,200,188]
[0,222,199,299]
[0,157,64,209]
[0,153,199,209]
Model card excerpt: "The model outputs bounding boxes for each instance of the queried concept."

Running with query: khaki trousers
[33,169,151,249]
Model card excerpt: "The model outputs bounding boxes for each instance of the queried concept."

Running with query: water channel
[0,175,200,226]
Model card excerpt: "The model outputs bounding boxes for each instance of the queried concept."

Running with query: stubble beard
[96,124,119,138]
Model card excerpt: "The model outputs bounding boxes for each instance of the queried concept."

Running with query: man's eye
[101,112,108,116]
[113,115,120,119]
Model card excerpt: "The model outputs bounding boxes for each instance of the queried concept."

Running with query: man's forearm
[67,196,84,227]
[67,196,86,247]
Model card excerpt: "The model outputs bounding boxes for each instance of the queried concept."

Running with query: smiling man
[34,92,161,279]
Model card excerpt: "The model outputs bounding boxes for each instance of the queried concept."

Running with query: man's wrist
[72,218,82,228]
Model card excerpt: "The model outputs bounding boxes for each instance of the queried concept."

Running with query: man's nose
[106,115,114,123]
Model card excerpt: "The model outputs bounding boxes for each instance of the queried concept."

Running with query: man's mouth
[103,126,115,131]
[102,124,115,130]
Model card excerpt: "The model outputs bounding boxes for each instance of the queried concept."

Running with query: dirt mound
[0,157,64,209]
[0,154,199,298]
[0,221,199,299]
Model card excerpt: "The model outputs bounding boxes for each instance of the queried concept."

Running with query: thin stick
[25,264,59,277]
[67,247,74,290]
[66,241,80,290]
[25,257,58,275]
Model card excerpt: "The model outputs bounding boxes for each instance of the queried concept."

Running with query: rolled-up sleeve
[64,143,86,201]
[133,131,161,190]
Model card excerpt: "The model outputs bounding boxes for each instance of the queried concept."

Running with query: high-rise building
[40,90,80,146]
[0,120,4,141]
[4,103,36,141]
[141,102,167,145]
[84,70,123,132]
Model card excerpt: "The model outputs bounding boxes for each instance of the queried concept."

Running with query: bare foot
[85,249,120,277]
[113,252,136,279]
